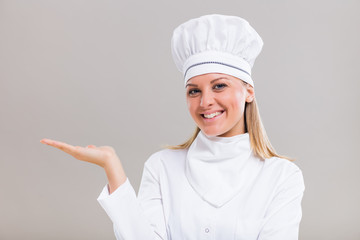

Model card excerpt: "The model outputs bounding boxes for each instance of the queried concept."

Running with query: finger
[86,145,96,148]
[40,138,52,145]
[40,138,77,155]
[40,138,60,146]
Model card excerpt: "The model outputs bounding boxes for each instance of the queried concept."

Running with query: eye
[213,83,227,90]
[188,88,200,96]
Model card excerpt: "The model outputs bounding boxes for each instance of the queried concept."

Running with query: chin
[199,128,225,137]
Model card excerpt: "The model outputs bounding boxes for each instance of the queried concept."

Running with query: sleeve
[258,168,305,240]
[97,155,167,240]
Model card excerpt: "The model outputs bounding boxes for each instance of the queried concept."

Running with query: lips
[201,110,225,119]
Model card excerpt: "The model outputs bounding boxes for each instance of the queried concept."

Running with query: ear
[245,85,255,103]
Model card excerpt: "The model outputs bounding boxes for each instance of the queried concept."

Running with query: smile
[201,111,225,119]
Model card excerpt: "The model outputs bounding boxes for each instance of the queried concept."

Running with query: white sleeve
[97,158,167,240]
[258,168,305,240]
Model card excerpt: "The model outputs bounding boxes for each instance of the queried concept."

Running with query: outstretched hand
[40,138,118,168]
[40,138,127,193]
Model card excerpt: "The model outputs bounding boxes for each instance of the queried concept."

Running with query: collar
[185,130,260,207]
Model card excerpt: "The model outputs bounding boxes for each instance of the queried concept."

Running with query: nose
[200,89,214,108]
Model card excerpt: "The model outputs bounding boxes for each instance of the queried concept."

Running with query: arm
[258,169,305,240]
[39,138,167,239]
[103,156,127,194]
[97,154,167,240]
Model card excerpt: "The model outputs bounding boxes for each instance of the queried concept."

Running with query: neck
[211,119,246,138]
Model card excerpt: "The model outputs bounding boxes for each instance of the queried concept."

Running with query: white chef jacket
[97,131,305,240]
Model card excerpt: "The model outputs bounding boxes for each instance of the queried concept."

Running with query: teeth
[203,111,222,119]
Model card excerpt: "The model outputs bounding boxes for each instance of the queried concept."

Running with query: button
[205,228,210,233]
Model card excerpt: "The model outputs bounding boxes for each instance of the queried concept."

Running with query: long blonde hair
[166,97,293,161]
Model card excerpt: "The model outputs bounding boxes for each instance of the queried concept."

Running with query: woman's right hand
[40,138,127,193]
[40,138,117,168]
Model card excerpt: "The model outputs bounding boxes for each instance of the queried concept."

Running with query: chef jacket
[97,131,305,240]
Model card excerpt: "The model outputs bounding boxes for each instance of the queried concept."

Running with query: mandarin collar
[185,130,260,208]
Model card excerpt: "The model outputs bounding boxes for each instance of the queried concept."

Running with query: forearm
[97,155,167,240]
[104,157,127,194]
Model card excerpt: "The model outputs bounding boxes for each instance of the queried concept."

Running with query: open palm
[40,138,118,168]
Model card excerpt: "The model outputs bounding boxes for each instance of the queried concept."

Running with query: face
[186,73,255,137]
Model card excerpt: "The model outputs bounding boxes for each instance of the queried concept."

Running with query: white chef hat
[171,14,263,87]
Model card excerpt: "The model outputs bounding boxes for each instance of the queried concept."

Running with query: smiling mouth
[201,110,225,119]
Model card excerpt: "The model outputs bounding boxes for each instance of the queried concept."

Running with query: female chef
[40,14,305,240]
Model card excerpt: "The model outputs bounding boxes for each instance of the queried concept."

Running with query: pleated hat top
[171,14,263,87]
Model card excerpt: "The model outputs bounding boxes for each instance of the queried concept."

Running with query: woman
[40,14,305,240]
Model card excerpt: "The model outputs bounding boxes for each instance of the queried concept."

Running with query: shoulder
[262,156,305,190]
[263,156,302,174]
[144,148,188,171]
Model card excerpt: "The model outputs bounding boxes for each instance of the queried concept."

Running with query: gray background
[1,0,359,239]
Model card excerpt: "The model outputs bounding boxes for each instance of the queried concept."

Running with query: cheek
[186,98,198,117]
[230,92,246,114]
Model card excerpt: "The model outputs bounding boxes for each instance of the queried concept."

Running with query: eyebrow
[185,77,229,88]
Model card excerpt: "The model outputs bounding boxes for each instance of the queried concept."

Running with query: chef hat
[171,14,263,87]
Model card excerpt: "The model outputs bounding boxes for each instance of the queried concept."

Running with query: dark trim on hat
[184,61,251,79]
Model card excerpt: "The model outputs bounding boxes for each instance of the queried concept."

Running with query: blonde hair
[166,96,293,161]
